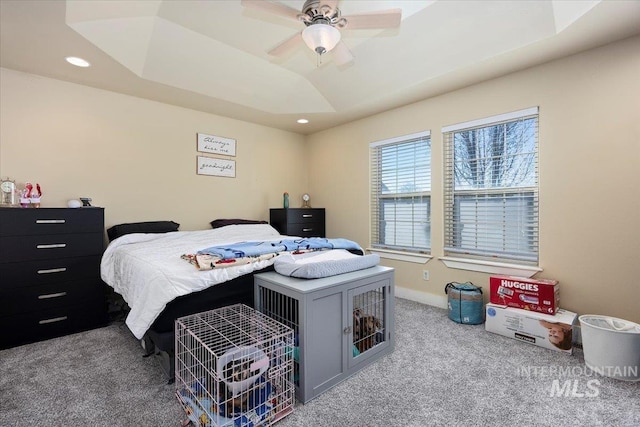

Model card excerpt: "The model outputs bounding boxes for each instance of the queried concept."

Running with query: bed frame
[140,264,275,382]
[139,248,367,381]
[103,219,367,382]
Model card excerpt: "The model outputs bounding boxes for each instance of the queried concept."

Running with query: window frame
[369,130,432,256]
[442,107,540,266]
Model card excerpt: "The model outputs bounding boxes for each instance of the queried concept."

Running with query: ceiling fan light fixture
[301,23,341,55]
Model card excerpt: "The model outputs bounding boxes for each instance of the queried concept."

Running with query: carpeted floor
[0,298,638,426]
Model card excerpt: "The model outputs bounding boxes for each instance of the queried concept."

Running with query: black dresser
[269,208,325,237]
[0,207,108,349]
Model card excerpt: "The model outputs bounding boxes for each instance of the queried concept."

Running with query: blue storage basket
[445,282,484,325]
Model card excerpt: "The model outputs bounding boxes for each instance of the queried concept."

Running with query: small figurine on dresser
[21,182,42,208]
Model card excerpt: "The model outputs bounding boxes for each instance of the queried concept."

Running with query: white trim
[367,248,432,264]
[439,256,542,277]
[441,106,539,133]
[370,130,431,148]
[395,287,448,310]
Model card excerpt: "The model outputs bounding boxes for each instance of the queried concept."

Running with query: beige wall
[307,35,640,323]
[0,69,307,230]
[1,36,638,323]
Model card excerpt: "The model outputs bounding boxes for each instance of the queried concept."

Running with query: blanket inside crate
[177,375,277,427]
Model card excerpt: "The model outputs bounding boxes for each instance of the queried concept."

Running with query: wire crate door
[174,304,295,427]
[347,276,394,370]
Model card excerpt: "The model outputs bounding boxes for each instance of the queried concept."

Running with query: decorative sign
[197,156,236,178]
[197,133,236,156]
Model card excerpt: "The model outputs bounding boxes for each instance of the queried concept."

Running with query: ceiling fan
[241,0,402,65]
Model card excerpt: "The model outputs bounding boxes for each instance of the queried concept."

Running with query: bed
[100,219,377,380]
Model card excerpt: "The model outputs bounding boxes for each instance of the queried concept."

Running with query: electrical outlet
[422,270,429,281]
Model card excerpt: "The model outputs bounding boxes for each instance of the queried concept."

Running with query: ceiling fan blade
[241,0,300,21]
[332,41,354,66]
[342,9,402,30]
[268,31,303,57]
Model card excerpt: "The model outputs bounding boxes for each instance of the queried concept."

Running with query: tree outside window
[444,109,539,263]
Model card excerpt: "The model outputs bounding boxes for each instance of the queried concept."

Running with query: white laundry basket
[579,315,640,382]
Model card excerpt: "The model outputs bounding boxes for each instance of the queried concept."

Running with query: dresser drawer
[270,208,326,238]
[285,222,326,238]
[0,207,107,349]
[0,279,105,316]
[286,209,325,224]
[0,232,104,262]
[0,300,108,349]
[0,256,101,289]
[0,207,104,236]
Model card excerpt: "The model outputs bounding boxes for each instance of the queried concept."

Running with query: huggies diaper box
[485,303,577,353]
[489,275,559,314]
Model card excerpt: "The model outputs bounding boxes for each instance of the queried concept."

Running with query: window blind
[370,131,431,253]
[443,109,539,263]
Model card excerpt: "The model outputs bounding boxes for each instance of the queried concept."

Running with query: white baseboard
[393,287,586,348]
[395,286,448,310]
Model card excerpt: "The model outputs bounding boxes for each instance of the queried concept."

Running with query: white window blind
[443,108,539,263]
[370,131,431,253]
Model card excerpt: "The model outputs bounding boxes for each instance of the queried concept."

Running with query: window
[370,131,431,253]
[443,107,539,264]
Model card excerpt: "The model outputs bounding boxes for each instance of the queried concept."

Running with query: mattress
[100,224,286,339]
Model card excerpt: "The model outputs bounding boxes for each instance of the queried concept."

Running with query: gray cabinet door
[347,276,395,372]
[305,288,345,397]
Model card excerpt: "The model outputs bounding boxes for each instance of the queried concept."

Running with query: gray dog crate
[254,266,395,403]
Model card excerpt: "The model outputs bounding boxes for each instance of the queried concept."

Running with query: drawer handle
[302,214,313,218]
[37,267,67,274]
[36,219,66,224]
[302,228,313,232]
[38,292,67,300]
[36,244,67,249]
[39,316,68,325]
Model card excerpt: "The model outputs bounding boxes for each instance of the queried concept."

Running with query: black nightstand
[269,208,325,237]
[0,207,108,349]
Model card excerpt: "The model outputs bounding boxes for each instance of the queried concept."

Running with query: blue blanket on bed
[197,238,362,260]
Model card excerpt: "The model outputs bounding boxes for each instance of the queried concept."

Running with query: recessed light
[65,56,91,67]
[297,119,309,124]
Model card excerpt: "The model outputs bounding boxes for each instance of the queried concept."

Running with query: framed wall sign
[197,133,236,156]
[197,156,236,178]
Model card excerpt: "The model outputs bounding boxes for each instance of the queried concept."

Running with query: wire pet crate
[175,304,295,427]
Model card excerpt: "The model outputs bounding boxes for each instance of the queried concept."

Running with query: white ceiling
[1,0,639,135]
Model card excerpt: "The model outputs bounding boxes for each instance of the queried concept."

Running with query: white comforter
[100,224,286,339]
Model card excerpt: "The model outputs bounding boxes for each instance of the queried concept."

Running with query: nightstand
[269,208,325,237]
[0,207,108,349]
